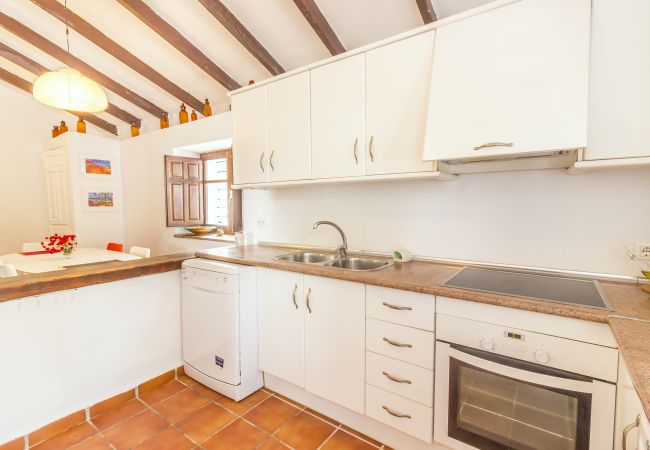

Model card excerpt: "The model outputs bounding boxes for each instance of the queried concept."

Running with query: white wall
[243,167,650,277]
[0,271,182,443]
[120,114,234,256]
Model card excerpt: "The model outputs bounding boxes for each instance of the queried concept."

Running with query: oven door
[434,341,615,450]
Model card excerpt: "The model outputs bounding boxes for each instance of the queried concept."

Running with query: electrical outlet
[257,218,266,228]
[636,243,650,260]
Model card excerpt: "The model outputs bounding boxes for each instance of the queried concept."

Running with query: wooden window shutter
[165,155,204,226]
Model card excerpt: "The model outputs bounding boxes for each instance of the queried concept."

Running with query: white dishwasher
[181,258,262,401]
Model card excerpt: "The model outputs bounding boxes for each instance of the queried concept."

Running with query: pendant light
[32,0,107,112]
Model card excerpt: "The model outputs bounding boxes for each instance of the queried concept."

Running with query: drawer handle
[623,415,640,450]
[382,371,412,384]
[473,142,513,151]
[292,284,298,309]
[383,337,412,348]
[382,405,411,419]
[382,302,412,311]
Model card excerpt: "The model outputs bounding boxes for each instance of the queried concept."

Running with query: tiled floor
[22,375,392,450]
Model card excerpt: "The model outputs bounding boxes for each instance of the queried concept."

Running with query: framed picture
[81,188,121,212]
[79,154,117,179]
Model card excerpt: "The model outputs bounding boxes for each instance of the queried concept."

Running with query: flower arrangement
[41,234,77,256]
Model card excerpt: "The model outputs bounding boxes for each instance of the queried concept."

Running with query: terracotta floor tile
[215,389,270,415]
[175,403,236,443]
[90,389,135,417]
[321,430,378,450]
[177,374,198,386]
[340,425,383,447]
[202,419,267,450]
[0,437,23,450]
[138,370,175,395]
[68,434,113,450]
[304,408,340,426]
[274,411,336,450]
[31,423,96,450]
[139,380,186,405]
[132,427,194,450]
[102,410,168,449]
[243,397,300,433]
[91,399,146,431]
[273,393,304,409]
[257,437,290,449]
[191,382,222,400]
[29,410,86,445]
[152,388,210,423]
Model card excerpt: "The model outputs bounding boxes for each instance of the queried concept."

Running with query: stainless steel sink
[323,257,392,271]
[274,252,338,264]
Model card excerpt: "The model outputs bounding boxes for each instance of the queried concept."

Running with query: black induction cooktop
[443,267,611,310]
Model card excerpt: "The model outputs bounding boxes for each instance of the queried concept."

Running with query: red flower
[41,234,77,253]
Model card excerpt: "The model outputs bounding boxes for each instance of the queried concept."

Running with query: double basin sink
[273,251,392,272]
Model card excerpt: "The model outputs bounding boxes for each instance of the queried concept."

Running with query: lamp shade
[33,68,108,112]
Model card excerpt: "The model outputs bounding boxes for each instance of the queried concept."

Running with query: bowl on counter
[184,226,220,236]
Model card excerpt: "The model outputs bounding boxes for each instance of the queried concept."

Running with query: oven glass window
[450,361,590,450]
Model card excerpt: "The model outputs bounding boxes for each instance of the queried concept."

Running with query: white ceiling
[0,0,492,135]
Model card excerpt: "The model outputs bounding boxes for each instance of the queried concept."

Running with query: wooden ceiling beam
[292,0,345,55]
[197,0,284,76]
[117,0,241,91]
[31,0,204,113]
[0,66,118,135]
[0,41,140,128]
[416,0,438,23]
[0,10,165,118]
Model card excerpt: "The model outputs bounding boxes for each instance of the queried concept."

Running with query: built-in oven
[434,314,618,450]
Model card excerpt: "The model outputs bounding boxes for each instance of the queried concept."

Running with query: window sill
[174,233,236,243]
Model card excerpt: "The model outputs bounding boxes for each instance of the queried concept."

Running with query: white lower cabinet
[366,351,433,407]
[615,355,650,450]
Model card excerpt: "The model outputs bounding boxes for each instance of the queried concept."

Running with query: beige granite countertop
[196,244,650,418]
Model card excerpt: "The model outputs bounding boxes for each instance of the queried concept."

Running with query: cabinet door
[304,275,365,413]
[257,268,305,387]
[267,72,311,182]
[423,0,590,161]
[366,32,435,175]
[311,54,365,179]
[615,356,646,450]
[232,87,268,184]
[586,0,650,160]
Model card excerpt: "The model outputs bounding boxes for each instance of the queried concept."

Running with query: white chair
[0,264,18,278]
[22,242,42,252]
[129,246,151,258]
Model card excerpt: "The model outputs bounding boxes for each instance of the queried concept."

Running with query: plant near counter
[41,234,77,256]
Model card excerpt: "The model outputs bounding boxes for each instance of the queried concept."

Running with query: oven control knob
[479,337,494,351]
[534,349,550,364]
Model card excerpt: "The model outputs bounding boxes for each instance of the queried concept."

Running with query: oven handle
[448,346,596,394]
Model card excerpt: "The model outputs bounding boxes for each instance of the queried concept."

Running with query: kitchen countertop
[197,244,650,417]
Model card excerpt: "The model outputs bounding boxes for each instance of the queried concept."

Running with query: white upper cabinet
[586,0,650,161]
[366,31,435,175]
[232,87,268,185]
[267,72,311,181]
[311,54,365,179]
[423,0,590,161]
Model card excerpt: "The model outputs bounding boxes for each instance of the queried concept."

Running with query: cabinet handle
[382,371,412,384]
[305,288,312,314]
[270,150,275,172]
[368,136,374,162]
[259,152,265,172]
[473,142,514,151]
[622,415,640,450]
[353,138,359,164]
[292,284,298,309]
[382,302,412,311]
[383,337,412,348]
[382,405,411,419]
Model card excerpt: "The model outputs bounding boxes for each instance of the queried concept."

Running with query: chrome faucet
[313,221,348,259]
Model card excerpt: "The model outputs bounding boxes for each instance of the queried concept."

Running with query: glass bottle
[59,121,68,133]
[160,112,169,129]
[130,121,140,137]
[52,126,60,138]
[179,103,188,124]
[203,99,212,117]
[76,117,86,133]
[191,110,197,121]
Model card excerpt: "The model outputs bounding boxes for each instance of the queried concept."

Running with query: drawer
[366,285,435,331]
[366,384,433,443]
[366,351,433,407]
[366,318,434,369]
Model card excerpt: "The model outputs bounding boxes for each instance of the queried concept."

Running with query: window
[164,150,241,234]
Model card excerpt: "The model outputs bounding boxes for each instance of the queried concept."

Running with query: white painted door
[232,87,268,185]
[304,275,365,413]
[586,0,650,160]
[43,150,73,234]
[257,268,305,387]
[267,72,311,182]
[311,54,365,179]
[423,0,590,161]
[365,31,435,175]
